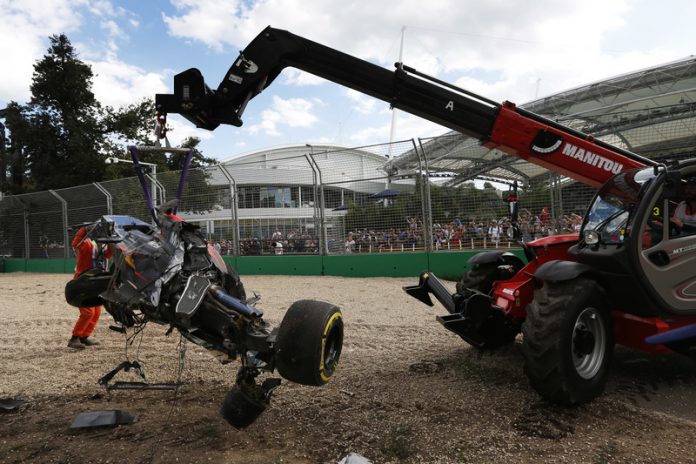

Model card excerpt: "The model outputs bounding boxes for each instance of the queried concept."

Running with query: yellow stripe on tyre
[319,311,342,382]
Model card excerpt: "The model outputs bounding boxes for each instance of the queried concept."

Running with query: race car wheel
[521,277,613,405]
[276,300,343,386]
[64,268,112,307]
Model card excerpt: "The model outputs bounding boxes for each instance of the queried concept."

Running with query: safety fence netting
[4,105,693,259]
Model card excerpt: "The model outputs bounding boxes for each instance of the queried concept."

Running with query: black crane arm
[156,26,654,188]
[156,26,498,140]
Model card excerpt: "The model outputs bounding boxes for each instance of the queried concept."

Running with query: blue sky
[2,0,695,161]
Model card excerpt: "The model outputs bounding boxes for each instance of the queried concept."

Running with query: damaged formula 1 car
[64,145,344,428]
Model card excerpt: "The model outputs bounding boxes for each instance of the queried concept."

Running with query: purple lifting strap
[128,145,157,224]
[173,149,193,214]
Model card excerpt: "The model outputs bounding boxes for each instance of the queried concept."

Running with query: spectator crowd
[210,208,584,256]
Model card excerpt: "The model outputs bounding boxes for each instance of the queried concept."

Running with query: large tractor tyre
[275,300,343,386]
[456,263,500,295]
[521,278,613,405]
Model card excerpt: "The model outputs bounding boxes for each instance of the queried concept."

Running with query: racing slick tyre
[276,300,343,386]
[64,268,112,307]
[521,277,613,405]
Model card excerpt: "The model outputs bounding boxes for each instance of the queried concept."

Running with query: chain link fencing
[3,106,693,260]
[311,141,427,254]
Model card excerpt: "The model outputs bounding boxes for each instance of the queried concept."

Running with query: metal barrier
[0,138,606,259]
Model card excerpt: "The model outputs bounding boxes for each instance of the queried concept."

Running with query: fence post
[145,174,166,207]
[93,182,113,215]
[416,138,433,252]
[49,190,68,258]
[306,149,327,255]
[549,173,565,233]
[305,153,321,255]
[23,208,30,258]
[218,164,240,256]
[11,195,31,258]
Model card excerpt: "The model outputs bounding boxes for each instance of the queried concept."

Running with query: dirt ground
[1,273,696,463]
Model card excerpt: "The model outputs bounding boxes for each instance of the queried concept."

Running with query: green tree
[20,34,105,191]
[1,102,30,194]
[103,134,221,216]
[169,136,217,169]
[1,33,225,220]
[103,99,156,147]
[101,98,167,181]
[170,137,220,214]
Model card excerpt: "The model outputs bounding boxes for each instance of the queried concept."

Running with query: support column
[49,190,69,258]
[219,164,240,256]
[93,182,113,215]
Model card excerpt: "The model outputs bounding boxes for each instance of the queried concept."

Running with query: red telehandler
[156,26,696,405]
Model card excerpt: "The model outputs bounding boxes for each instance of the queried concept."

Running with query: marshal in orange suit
[67,226,112,350]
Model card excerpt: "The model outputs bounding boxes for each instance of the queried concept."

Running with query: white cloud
[5,0,696,160]
[348,124,386,144]
[160,1,626,64]
[344,89,376,115]
[160,0,696,107]
[307,135,335,145]
[100,19,124,39]
[0,0,84,102]
[349,112,444,145]
[282,69,327,86]
[244,95,318,136]
[0,0,152,107]
[89,58,170,108]
[163,0,248,52]
[87,0,117,17]
[165,114,215,146]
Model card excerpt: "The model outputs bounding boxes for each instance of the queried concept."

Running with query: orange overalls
[71,227,112,339]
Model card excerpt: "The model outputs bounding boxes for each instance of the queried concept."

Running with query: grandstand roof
[386,55,696,186]
[217,143,402,196]
[221,143,384,165]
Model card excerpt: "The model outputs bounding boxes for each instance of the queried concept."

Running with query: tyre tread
[521,278,611,405]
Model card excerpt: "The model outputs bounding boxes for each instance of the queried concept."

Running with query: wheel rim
[323,326,341,373]
[572,307,606,380]
[320,320,343,381]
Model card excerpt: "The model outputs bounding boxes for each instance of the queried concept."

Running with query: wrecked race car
[64,146,344,428]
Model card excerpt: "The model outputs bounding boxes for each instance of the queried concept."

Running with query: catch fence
[0,138,597,259]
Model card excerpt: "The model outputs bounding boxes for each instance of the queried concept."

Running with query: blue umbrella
[370,189,399,199]
[332,204,349,211]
